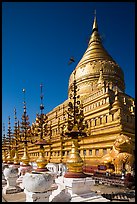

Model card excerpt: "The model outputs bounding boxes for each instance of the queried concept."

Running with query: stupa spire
[92,10,98,32]
[74,10,114,65]
[68,11,125,97]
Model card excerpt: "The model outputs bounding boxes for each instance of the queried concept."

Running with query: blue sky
[2,2,135,134]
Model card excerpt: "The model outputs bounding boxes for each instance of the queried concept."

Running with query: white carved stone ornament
[23,172,54,202]
[3,166,18,180]
[23,172,54,193]
[3,166,22,194]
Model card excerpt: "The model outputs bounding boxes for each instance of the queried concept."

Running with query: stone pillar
[57,163,60,176]
[3,166,22,194]
[102,116,106,124]
[56,163,67,176]
[100,149,104,157]
[46,163,58,177]
[23,172,54,202]
[86,149,90,156]
[92,149,96,157]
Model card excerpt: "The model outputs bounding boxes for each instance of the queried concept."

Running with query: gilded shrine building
[18,15,135,173]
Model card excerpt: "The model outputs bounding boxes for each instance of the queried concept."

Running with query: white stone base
[51,176,109,202]
[63,177,95,195]
[70,192,110,202]
[24,189,52,202]
[7,176,18,187]
[2,185,22,194]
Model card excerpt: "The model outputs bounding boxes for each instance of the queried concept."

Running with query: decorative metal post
[2,123,8,164]
[19,89,31,167]
[3,116,22,194]
[6,116,14,164]
[13,108,20,165]
[63,71,88,178]
[32,84,51,172]
[16,89,33,187]
[22,85,55,201]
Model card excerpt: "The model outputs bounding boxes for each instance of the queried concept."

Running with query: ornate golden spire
[88,10,102,45]
[70,11,114,69]
[68,11,125,97]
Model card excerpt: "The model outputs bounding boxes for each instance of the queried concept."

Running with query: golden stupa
[17,14,135,174]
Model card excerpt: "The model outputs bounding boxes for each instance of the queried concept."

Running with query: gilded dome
[68,15,125,97]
